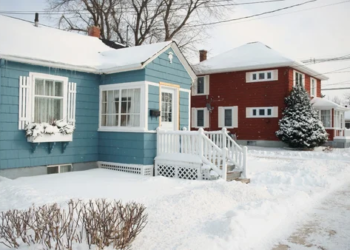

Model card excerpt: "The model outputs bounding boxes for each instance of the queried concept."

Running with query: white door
[161,87,177,130]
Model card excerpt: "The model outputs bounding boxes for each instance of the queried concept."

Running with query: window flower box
[27,133,73,143]
[25,120,74,144]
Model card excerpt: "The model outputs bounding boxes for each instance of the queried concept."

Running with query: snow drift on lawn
[1,148,350,250]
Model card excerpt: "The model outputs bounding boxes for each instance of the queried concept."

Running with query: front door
[161,87,176,130]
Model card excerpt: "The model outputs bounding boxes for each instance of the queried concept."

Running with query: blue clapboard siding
[148,85,160,131]
[145,48,192,89]
[98,132,156,165]
[0,60,99,169]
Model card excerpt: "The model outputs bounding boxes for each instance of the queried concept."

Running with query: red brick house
[191,42,350,147]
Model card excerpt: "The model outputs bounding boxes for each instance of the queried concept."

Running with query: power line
[302,54,350,64]
[188,0,317,27]
[0,0,286,15]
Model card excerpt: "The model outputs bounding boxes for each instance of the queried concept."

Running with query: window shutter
[314,80,317,97]
[191,108,197,127]
[67,82,77,125]
[204,109,209,128]
[246,107,252,118]
[273,70,278,80]
[218,107,224,127]
[272,107,278,118]
[19,76,32,130]
[233,106,238,128]
[204,75,210,95]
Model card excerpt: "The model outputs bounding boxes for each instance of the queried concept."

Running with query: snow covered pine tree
[276,83,328,149]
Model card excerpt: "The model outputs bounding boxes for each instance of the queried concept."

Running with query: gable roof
[0,15,196,81]
[194,42,328,80]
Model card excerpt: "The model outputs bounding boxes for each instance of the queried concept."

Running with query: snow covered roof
[0,15,196,80]
[311,97,349,111]
[195,42,328,80]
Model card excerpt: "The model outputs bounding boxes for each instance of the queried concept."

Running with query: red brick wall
[192,67,323,141]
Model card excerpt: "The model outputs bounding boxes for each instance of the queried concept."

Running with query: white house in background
[311,98,350,147]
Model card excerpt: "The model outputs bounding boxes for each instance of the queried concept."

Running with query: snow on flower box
[25,120,74,144]
[27,133,73,143]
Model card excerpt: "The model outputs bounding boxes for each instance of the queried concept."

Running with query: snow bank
[1,148,350,250]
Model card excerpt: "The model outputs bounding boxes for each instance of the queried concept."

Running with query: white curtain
[321,110,331,127]
[34,79,63,123]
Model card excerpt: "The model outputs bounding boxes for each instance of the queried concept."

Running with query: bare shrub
[0,199,147,250]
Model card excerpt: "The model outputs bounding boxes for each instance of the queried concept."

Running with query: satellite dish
[206,103,213,111]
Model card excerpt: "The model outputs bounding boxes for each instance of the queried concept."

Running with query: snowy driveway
[273,183,350,250]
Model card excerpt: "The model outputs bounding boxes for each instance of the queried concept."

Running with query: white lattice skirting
[98,162,153,176]
[155,158,213,180]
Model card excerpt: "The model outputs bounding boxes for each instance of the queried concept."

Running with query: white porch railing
[156,128,247,180]
[204,128,247,175]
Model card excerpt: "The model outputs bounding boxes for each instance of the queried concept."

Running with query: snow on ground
[1,147,350,250]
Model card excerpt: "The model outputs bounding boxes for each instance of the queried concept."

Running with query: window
[247,70,277,83]
[99,82,145,132]
[197,110,204,127]
[34,79,64,123]
[193,76,209,95]
[161,92,173,122]
[294,71,305,87]
[246,107,278,118]
[47,164,72,174]
[224,109,232,127]
[197,77,205,94]
[101,88,141,127]
[310,78,317,97]
[320,110,331,127]
[192,108,209,128]
[218,106,238,128]
[346,122,350,129]
[19,73,76,130]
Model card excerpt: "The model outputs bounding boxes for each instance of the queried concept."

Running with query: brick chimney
[88,26,101,38]
[199,50,207,62]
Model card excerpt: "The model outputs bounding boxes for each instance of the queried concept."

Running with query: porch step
[226,171,250,184]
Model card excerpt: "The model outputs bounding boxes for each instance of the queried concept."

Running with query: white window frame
[29,73,68,123]
[246,107,278,118]
[98,81,147,132]
[310,77,317,97]
[192,107,209,128]
[192,75,209,96]
[246,70,278,83]
[218,106,238,128]
[293,70,305,87]
[319,109,332,129]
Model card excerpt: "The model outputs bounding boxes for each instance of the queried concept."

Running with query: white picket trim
[18,76,32,130]
[67,82,77,125]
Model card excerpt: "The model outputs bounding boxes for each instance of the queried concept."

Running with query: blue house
[0,15,196,178]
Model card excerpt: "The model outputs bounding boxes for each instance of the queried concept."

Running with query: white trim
[293,70,305,87]
[28,72,69,123]
[188,91,191,130]
[170,43,197,82]
[27,133,73,143]
[146,81,191,93]
[246,70,278,83]
[310,77,317,97]
[246,107,278,118]
[47,164,72,173]
[99,81,146,131]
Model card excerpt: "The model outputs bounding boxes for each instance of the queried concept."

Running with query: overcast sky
[1,0,349,99]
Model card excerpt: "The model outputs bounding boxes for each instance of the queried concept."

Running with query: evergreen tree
[276,84,328,148]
